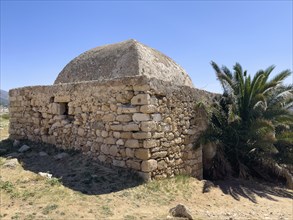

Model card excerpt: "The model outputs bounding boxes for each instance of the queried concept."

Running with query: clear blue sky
[1,0,292,93]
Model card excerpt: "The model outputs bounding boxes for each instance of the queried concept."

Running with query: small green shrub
[0,180,19,198]
[101,205,113,216]
[46,177,62,186]
[42,204,58,215]
[0,180,15,193]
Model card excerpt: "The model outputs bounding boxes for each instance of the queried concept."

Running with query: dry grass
[0,159,194,220]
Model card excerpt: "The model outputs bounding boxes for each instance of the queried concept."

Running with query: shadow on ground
[1,138,292,202]
[0,139,144,195]
[211,178,293,203]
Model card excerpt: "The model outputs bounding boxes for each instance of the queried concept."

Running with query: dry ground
[0,122,292,220]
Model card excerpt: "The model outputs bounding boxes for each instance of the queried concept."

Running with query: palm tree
[201,62,293,188]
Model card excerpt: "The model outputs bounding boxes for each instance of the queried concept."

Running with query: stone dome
[54,39,194,87]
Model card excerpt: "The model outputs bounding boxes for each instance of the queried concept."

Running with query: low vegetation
[199,62,293,188]
[0,113,9,140]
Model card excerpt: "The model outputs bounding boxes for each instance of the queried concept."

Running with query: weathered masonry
[9,39,213,180]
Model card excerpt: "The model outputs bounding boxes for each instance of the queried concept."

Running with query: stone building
[9,39,213,180]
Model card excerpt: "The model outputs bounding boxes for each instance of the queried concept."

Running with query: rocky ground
[0,139,292,220]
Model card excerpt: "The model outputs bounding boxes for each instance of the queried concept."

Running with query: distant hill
[0,89,9,106]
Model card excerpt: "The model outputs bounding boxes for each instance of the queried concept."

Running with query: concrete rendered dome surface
[54,39,194,87]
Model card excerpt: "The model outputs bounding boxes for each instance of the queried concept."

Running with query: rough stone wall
[9,76,214,180]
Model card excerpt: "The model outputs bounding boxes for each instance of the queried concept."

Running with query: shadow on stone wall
[0,139,144,195]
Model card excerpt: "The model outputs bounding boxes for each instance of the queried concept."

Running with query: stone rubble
[169,204,193,220]
[3,158,19,168]
[38,172,52,179]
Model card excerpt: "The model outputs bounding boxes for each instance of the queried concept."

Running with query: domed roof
[54,39,194,87]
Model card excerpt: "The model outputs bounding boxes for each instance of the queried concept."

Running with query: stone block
[116,92,134,103]
[90,143,100,152]
[75,107,82,114]
[120,132,133,139]
[113,132,121,138]
[166,132,175,140]
[96,129,101,137]
[126,160,141,170]
[118,106,138,114]
[125,148,135,157]
[161,142,170,147]
[131,94,151,106]
[132,132,151,139]
[81,105,89,112]
[101,105,110,111]
[133,85,150,92]
[187,129,197,135]
[116,114,132,122]
[78,128,85,136]
[123,123,139,131]
[174,137,182,144]
[120,148,126,157]
[109,145,119,156]
[98,155,107,162]
[152,151,168,158]
[104,137,116,145]
[47,136,56,145]
[125,139,139,148]
[96,137,104,143]
[110,104,117,111]
[9,96,17,102]
[135,149,151,160]
[54,95,70,103]
[141,159,157,172]
[132,113,150,122]
[101,145,109,154]
[140,105,157,114]
[152,132,165,139]
[116,139,124,145]
[110,124,123,131]
[140,121,157,132]
[143,140,158,148]
[101,130,108,137]
[102,114,115,122]
[113,160,125,167]
[151,113,162,122]
[157,160,168,170]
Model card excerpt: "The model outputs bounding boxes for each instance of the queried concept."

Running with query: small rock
[38,172,52,179]
[18,145,30,153]
[13,140,20,147]
[6,152,20,158]
[169,204,193,220]
[3,158,19,168]
[202,180,215,193]
[54,152,69,160]
[39,151,48,156]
